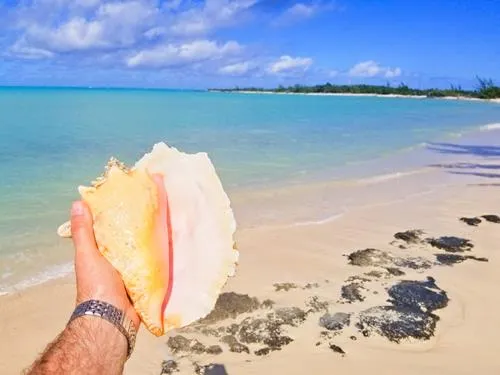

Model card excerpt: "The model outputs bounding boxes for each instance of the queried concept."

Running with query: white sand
[1,132,500,375]
[218,90,500,103]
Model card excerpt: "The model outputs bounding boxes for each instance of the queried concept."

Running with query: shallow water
[1,87,500,294]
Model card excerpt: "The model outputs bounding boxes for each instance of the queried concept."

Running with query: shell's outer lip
[161,187,174,329]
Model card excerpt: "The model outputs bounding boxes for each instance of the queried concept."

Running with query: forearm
[25,316,128,375]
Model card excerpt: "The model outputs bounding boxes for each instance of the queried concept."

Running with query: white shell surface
[135,142,238,331]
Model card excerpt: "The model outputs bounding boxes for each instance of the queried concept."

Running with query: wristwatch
[69,299,137,359]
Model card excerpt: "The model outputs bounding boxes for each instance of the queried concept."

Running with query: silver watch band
[69,299,137,359]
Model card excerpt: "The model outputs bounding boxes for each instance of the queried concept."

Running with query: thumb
[71,201,98,256]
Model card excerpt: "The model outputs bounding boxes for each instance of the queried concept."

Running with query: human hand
[70,200,140,331]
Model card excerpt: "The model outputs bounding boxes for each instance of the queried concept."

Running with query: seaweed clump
[394,230,423,244]
[460,217,482,226]
[427,236,473,253]
[356,277,449,343]
[200,293,260,324]
[319,312,351,331]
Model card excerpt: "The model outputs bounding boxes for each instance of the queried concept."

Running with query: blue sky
[0,0,499,89]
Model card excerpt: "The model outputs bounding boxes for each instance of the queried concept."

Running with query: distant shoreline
[208,89,500,103]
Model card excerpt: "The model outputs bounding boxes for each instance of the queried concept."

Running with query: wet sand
[1,132,500,375]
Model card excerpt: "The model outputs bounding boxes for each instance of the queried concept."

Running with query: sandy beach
[214,90,500,104]
[1,130,500,375]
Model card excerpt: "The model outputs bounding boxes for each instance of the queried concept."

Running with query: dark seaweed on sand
[356,278,449,343]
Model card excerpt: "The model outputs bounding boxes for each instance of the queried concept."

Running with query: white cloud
[218,61,252,76]
[329,69,339,77]
[267,55,313,75]
[5,0,322,81]
[28,18,105,51]
[273,1,334,26]
[348,60,402,78]
[385,67,402,78]
[287,3,316,17]
[9,0,256,59]
[169,0,257,36]
[170,18,209,36]
[349,61,380,77]
[75,0,101,7]
[8,40,54,59]
[144,26,167,39]
[163,0,183,10]
[127,40,242,68]
[15,1,157,53]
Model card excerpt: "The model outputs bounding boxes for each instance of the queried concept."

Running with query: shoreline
[209,89,500,103]
[1,126,500,296]
[2,124,500,374]
[2,151,500,374]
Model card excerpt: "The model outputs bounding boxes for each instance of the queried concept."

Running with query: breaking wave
[0,262,73,296]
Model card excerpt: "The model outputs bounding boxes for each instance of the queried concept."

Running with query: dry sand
[1,134,500,375]
[217,90,500,104]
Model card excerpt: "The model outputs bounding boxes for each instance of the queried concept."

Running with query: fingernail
[71,201,84,216]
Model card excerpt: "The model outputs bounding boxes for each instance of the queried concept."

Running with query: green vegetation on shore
[212,77,500,99]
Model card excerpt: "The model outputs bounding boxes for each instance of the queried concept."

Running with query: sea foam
[0,262,73,296]
[292,213,344,227]
[357,169,426,184]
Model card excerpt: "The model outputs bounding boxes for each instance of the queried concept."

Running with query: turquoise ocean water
[1,87,500,294]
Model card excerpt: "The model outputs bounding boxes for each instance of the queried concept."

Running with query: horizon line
[0,85,209,91]
[0,81,486,92]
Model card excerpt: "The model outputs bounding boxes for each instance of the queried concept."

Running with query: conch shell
[58,142,238,336]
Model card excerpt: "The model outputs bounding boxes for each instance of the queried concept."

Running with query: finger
[70,200,98,257]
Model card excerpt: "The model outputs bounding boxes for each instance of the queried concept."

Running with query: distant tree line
[211,77,500,99]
